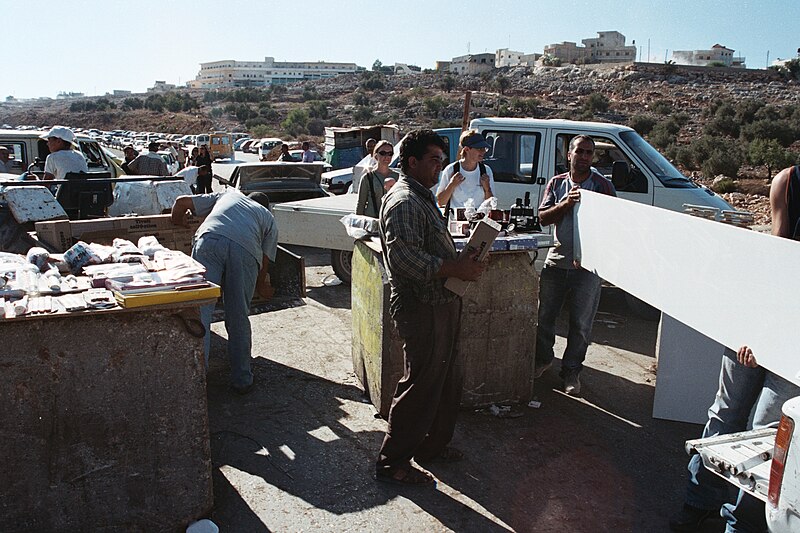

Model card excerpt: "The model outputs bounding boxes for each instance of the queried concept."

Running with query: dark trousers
[376,298,463,471]
[196,175,213,194]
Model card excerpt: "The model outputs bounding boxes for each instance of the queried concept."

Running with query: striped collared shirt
[379,174,458,309]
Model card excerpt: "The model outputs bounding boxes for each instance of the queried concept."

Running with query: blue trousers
[193,233,258,389]
[535,265,602,377]
[684,349,800,532]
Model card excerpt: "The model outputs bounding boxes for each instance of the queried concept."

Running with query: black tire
[624,292,661,321]
[331,249,353,284]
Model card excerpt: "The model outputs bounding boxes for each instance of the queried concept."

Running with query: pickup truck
[687,396,800,532]
[273,118,734,285]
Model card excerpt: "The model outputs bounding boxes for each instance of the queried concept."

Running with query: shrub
[740,119,795,147]
[711,178,738,193]
[360,72,386,91]
[583,93,609,114]
[704,116,740,137]
[510,97,541,116]
[209,107,223,118]
[271,85,287,96]
[250,125,274,138]
[353,92,370,106]
[438,74,456,93]
[352,106,373,122]
[648,117,681,150]
[735,99,765,124]
[698,138,743,179]
[388,95,409,108]
[650,100,672,114]
[301,88,321,102]
[121,97,143,110]
[629,115,656,135]
[423,96,447,117]
[306,100,328,119]
[307,118,325,136]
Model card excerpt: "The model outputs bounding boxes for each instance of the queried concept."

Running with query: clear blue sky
[2,0,797,99]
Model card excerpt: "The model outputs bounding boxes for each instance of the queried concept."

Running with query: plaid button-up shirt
[379,174,458,310]
[126,152,169,176]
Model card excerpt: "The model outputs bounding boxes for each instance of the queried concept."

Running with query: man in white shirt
[301,141,315,163]
[39,126,88,180]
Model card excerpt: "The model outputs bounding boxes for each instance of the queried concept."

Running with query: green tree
[388,95,409,108]
[306,100,328,119]
[372,59,383,72]
[423,96,447,117]
[650,100,672,115]
[741,119,796,147]
[748,138,796,179]
[282,109,309,137]
[494,75,511,95]
[439,74,456,93]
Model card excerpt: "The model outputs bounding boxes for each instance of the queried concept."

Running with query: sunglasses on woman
[376,150,393,157]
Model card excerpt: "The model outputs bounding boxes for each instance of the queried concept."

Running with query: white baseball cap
[40,126,75,144]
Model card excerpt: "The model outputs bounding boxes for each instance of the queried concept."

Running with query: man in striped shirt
[375,129,485,487]
[534,135,617,396]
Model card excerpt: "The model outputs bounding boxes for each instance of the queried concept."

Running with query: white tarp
[574,190,800,386]
[108,180,192,217]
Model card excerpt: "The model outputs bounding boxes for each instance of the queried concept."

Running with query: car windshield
[619,131,695,188]
[238,164,322,185]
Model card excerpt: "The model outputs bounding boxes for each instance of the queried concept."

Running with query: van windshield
[619,131,695,188]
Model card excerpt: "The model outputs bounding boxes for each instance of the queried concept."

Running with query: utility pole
[766,50,770,68]
[648,39,651,63]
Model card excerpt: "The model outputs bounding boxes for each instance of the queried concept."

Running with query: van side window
[483,130,540,184]
[0,143,27,174]
[78,141,110,170]
[555,134,648,193]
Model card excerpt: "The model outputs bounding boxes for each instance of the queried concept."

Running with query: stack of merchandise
[0,235,219,319]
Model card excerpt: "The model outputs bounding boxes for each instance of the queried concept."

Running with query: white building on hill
[188,57,359,89]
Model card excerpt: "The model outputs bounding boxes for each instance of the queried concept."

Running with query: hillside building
[148,81,175,93]
[187,57,359,89]
[544,31,636,64]
[672,44,746,68]
[495,48,541,68]
[450,53,495,75]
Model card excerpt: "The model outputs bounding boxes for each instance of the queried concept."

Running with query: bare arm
[255,256,274,299]
[770,167,791,238]
[434,250,486,281]
[171,196,196,227]
[436,171,465,207]
[539,185,581,227]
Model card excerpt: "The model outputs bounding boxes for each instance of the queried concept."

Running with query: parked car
[221,162,330,204]
[258,138,284,160]
[240,139,257,153]
[233,137,251,151]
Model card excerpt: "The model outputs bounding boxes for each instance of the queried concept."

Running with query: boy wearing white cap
[39,126,88,180]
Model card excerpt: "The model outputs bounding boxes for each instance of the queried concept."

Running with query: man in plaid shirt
[375,129,485,487]
[123,142,169,176]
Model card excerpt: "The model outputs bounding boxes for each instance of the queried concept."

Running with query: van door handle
[536,177,546,185]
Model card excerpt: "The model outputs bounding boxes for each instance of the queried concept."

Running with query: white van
[0,129,124,178]
[470,117,731,214]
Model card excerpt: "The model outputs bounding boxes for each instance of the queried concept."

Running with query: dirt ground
[196,246,732,533]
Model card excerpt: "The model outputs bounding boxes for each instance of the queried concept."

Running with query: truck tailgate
[686,427,777,503]
[272,194,358,251]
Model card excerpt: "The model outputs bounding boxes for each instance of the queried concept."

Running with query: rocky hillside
[3,62,799,225]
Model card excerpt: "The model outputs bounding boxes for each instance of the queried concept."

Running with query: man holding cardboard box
[375,129,485,486]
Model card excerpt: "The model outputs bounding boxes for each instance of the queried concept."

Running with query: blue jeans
[720,371,800,533]
[535,265,602,377]
[193,233,259,389]
[685,349,765,511]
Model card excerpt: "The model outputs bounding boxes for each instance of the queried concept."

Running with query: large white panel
[653,314,725,423]
[574,191,800,386]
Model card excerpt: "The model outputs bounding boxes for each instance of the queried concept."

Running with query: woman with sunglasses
[436,129,495,210]
[356,140,398,218]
